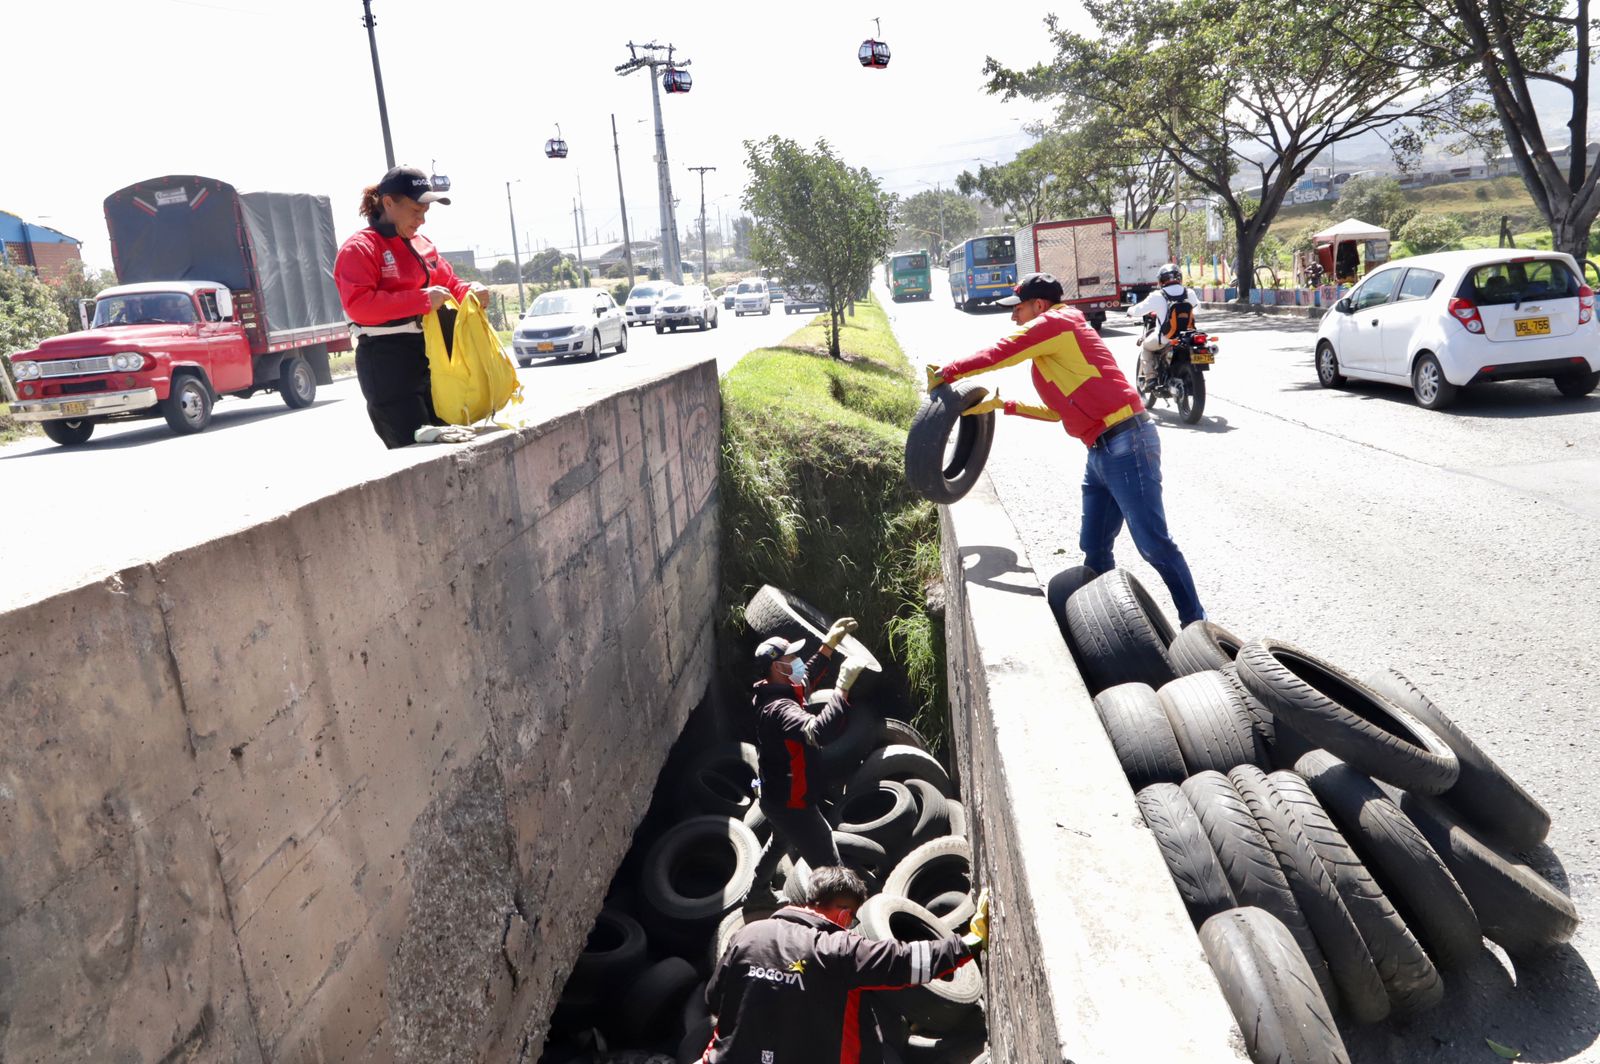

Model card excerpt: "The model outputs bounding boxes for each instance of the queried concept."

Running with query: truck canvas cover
[104,175,344,335]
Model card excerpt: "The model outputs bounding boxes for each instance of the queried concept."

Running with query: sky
[5,0,1069,273]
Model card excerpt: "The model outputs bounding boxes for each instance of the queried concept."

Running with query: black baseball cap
[997,272,1064,306]
[376,165,451,205]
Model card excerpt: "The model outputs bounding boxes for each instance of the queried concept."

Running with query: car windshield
[628,285,663,301]
[92,293,197,327]
[737,282,763,294]
[529,292,588,315]
[1467,259,1581,306]
[971,237,1015,268]
[663,287,693,302]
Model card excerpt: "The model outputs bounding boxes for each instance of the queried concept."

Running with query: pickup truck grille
[39,357,114,378]
[60,380,109,395]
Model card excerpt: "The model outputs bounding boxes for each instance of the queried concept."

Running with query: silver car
[655,284,720,332]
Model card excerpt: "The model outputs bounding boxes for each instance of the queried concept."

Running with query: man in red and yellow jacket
[930,272,1206,625]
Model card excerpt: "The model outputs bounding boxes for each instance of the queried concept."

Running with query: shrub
[1398,215,1465,254]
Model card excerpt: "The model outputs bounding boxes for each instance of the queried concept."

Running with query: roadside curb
[1199,301,1327,322]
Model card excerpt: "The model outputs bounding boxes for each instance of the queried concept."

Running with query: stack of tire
[1053,566,1577,1064]
[540,586,988,1064]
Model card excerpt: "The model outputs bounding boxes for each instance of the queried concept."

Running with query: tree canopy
[897,189,980,257]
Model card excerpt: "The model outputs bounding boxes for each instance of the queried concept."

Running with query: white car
[514,288,627,365]
[655,284,719,332]
[1315,249,1600,409]
[733,278,771,316]
[625,282,667,327]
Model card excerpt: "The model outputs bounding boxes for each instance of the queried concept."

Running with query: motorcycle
[1138,314,1217,425]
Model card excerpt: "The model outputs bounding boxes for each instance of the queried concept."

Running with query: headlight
[13,361,41,380]
[570,325,588,335]
[111,353,145,371]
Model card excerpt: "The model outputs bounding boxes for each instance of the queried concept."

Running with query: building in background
[0,210,82,281]
[441,249,477,271]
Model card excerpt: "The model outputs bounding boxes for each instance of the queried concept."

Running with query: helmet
[1157,263,1182,285]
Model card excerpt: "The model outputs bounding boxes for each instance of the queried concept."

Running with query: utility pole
[688,166,716,283]
[360,0,395,168]
[572,199,586,281]
[616,41,690,284]
[506,181,525,315]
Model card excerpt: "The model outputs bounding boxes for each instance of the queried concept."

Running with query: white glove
[837,658,867,694]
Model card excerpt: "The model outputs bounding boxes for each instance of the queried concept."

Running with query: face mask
[788,659,808,686]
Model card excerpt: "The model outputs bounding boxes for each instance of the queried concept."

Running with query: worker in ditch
[334,165,493,449]
[927,272,1207,627]
[751,620,865,878]
[701,865,989,1063]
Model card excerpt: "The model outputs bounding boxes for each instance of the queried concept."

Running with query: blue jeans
[1081,418,1207,626]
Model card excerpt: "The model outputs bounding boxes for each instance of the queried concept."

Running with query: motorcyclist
[1127,264,1199,388]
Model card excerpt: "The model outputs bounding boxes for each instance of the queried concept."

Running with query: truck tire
[1064,569,1178,694]
[1364,669,1550,849]
[41,419,95,446]
[161,374,214,435]
[1235,639,1459,795]
[1092,682,1186,790]
[1295,751,1480,971]
[279,355,316,409]
[904,380,995,505]
[1198,908,1351,1064]
[743,584,883,677]
[1158,671,1267,774]
[1134,783,1236,926]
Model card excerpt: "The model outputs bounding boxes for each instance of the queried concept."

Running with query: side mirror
[216,289,234,320]
[77,299,95,331]
[596,307,606,318]
[1335,297,1353,314]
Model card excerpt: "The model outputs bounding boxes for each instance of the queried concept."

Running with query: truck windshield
[93,293,197,327]
[970,238,1015,268]
[529,292,588,315]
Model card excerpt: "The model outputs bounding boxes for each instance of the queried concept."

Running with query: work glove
[925,364,947,393]
[837,657,867,695]
[824,616,858,650]
[414,425,477,444]
[962,888,991,952]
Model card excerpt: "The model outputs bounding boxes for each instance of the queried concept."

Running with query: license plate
[1514,317,1551,337]
[1191,351,1214,365]
[61,401,89,416]
[537,342,554,352]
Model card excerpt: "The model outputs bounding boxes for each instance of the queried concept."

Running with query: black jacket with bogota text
[752,649,846,809]
[702,906,973,1064]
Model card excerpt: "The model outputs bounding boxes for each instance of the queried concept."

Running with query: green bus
[888,251,932,302]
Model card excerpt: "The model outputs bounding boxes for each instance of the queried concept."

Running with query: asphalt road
[0,306,802,613]
[889,269,1600,1064]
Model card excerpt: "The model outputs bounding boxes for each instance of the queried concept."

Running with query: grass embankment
[1269,176,1561,254]
[720,298,948,747]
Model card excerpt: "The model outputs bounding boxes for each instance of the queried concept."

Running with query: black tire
[815,690,886,781]
[1316,341,1346,387]
[1380,782,1578,957]
[613,956,700,1045]
[905,778,954,847]
[1219,662,1279,757]
[834,830,892,886]
[615,324,629,352]
[640,815,761,927]
[855,894,984,1034]
[1266,772,1443,1016]
[1180,771,1336,1005]
[1158,671,1267,774]
[160,374,214,435]
[945,800,966,839]
[1045,564,1099,629]
[589,330,602,359]
[678,742,759,820]
[1555,368,1599,397]
[834,779,919,861]
[1176,364,1205,423]
[517,356,531,368]
[1411,351,1457,410]
[1135,782,1237,926]
[877,717,929,752]
[567,907,649,1000]
[1168,620,1245,676]
[1063,569,1178,694]
[278,355,316,408]
[1229,766,1390,1024]
[708,903,775,974]
[656,323,665,334]
[882,836,975,931]
[699,317,708,331]
[1295,751,1480,971]
[845,744,955,799]
[903,380,996,505]
[1235,639,1459,794]
[41,419,95,446]
[1198,908,1352,1064]
[1363,668,1550,850]
[743,584,882,675]
[1093,682,1187,789]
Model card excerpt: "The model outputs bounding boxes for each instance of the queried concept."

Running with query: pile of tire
[1052,566,1577,1064]
[539,586,988,1064]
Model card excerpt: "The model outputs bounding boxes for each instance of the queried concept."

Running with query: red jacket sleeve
[334,234,431,325]
[428,249,474,302]
[940,317,1056,382]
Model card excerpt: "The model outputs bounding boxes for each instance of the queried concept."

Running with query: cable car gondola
[545,124,568,159]
[859,18,890,69]
[663,65,692,94]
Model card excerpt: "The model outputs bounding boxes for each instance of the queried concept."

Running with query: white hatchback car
[514,288,627,365]
[733,278,771,316]
[1315,249,1600,408]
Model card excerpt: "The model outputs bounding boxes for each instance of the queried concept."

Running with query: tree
[1,266,69,357]
[525,247,564,283]
[45,260,118,333]
[987,0,1444,302]
[732,216,755,259]
[489,259,520,285]
[743,137,896,359]
[955,142,1059,225]
[897,189,980,257]
[1335,176,1418,234]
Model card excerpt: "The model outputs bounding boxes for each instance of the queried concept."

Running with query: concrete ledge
[1199,300,1327,321]
[941,475,1248,1063]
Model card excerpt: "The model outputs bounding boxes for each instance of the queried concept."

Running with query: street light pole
[572,199,586,281]
[617,41,690,284]
[360,0,395,169]
[689,166,716,282]
[506,181,525,315]
[611,113,637,284]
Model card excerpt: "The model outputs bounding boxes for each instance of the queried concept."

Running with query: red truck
[3,175,351,446]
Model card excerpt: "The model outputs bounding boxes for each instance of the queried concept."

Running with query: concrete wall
[940,475,1249,1063]
[0,360,722,1062]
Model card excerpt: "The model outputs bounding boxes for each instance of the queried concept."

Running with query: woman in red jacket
[334,166,491,448]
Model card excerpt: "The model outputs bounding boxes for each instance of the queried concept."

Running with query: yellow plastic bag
[423,293,523,426]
